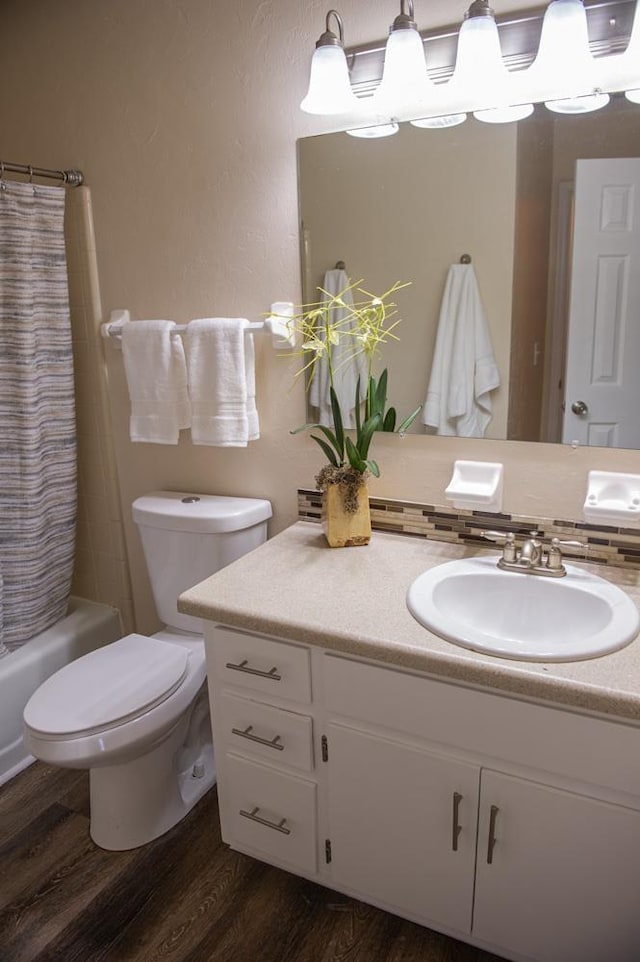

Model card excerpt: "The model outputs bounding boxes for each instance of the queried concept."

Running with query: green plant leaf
[290,421,322,435]
[366,459,380,478]
[397,404,423,434]
[358,412,382,461]
[354,376,362,437]
[375,368,388,413]
[310,434,339,467]
[329,386,345,462]
[345,436,367,473]
[382,407,396,432]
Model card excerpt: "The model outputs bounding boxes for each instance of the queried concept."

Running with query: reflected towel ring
[460,254,472,264]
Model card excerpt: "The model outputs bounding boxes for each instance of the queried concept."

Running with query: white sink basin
[406,556,640,662]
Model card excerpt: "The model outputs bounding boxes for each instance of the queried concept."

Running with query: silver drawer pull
[231,724,284,751]
[226,658,282,681]
[239,806,291,835]
[487,804,499,864]
[452,791,463,852]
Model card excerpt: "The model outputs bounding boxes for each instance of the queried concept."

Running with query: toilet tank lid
[132,491,272,533]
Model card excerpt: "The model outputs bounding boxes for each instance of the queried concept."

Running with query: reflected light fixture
[346,122,400,138]
[450,0,533,124]
[530,0,609,113]
[300,10,359,115]
[410,113,467,128]
[623,0,640,102]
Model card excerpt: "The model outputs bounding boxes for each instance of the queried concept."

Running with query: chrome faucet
[481,531,587,578]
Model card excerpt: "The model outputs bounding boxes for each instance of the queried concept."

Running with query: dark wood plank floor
[0,762,507,962]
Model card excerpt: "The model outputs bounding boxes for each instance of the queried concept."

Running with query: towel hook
[0,161,6,193]
[335,260,346,270]
[460,253,471,264]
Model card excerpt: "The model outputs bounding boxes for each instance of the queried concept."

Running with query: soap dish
[445,460,503,513]
[583,470,640,526]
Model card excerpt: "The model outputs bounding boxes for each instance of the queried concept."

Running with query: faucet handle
[547,537,588,570]
[481,530,517,564]
[481,530,515,543]
[553,537,587,550]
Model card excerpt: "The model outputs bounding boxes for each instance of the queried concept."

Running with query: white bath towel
[186,318,258,446]
[421,264,500,438]
[309,268,368,429]
[121,320,191,444]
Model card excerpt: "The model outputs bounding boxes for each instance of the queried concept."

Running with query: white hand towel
[186,318,256,446]
[121,320,191,444]
[244,331,260,441]
[421,264,500,438]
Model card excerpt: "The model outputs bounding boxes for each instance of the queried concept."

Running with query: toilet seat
[24,634,190,738]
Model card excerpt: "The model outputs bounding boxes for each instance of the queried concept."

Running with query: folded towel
[121,320,191,444]
[186,318,258,446]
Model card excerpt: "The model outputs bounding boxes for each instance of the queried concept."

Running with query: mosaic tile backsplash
[297,489,640,570]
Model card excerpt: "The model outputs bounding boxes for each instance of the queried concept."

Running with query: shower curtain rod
[0,161,84,187]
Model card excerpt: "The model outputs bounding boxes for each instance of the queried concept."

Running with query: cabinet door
[326,723,479,933]
[473,769,640,962]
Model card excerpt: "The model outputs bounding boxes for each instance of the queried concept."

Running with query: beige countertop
[178,521,640,723]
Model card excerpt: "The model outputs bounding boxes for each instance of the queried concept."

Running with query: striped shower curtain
[0,181,76,656]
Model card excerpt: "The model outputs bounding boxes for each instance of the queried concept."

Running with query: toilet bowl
[23,491,272,850]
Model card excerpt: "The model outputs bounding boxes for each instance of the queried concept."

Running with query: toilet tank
[132,491,272,634]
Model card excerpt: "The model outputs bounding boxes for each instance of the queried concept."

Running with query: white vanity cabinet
[206,625,640,962]
[208,626,319,875]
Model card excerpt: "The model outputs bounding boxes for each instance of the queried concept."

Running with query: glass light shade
[450,15,532,117]
[300,44,359,115]
[374,27,433,111]
[346,122,400,138]
[410,113,467,129]
[626,88,640,104]
[531,0,606,113]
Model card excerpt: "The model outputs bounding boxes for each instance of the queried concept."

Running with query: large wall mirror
[298,96,640,449]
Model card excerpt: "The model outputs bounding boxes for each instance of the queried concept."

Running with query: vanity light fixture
[449,0,534,124]
[300,10,359,115]
[374,0,433,112]
[301,0,640,130]
[529,0,609,114]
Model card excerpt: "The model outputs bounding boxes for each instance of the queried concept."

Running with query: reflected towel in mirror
[421,264,500,438]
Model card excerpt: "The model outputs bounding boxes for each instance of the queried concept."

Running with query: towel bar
[101,304,296,349]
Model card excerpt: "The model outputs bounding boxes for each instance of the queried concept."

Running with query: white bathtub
[0,596,122,786]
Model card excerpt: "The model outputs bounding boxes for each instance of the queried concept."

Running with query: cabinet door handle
[231,724,284,751]
[452,791,463,851]
[487,804,499,864]
[239,806,291,835]
[225,659,282,681]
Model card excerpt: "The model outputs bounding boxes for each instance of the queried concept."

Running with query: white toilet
[23,490,272,851]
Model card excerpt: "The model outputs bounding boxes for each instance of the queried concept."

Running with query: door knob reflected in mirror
[571,400,589,415]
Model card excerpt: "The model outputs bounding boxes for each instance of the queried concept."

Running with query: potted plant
[288,280,421,547]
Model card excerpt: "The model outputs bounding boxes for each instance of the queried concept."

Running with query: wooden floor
[0,762,507,962]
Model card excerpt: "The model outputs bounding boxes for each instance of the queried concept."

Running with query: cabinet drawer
[220,754,317,874]
[218,692,314,771]
[209,626,311,703]
[324,654,640,796]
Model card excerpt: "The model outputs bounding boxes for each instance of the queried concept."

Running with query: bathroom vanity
[178,522,640,962]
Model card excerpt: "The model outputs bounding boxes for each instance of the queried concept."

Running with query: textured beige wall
[2,0,638,634]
